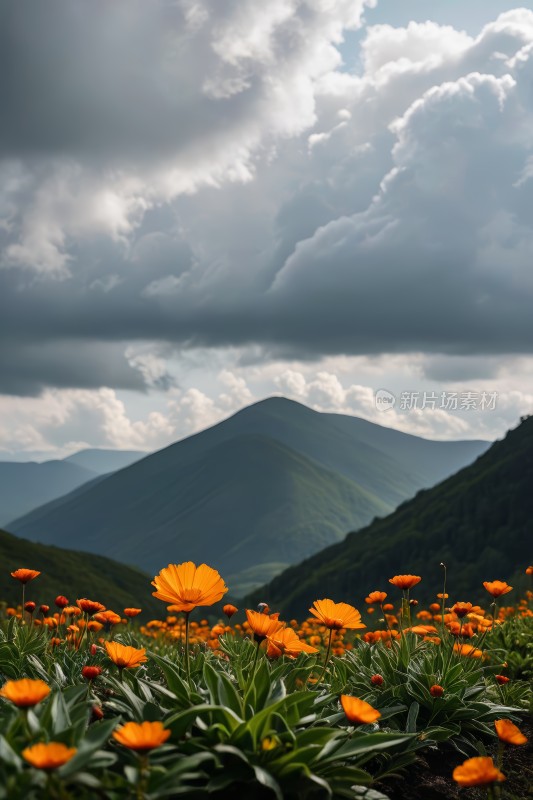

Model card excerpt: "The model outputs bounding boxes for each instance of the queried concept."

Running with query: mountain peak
[249,413,532,615]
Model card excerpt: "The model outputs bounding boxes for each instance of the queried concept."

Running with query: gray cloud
[1,7,533,395]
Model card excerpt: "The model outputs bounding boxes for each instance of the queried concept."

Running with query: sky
[2,0,533,460]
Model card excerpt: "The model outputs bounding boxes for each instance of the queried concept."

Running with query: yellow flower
[0,678,50,708]
[113,721,170,751]
[22,742,77,770]
[105,641,147,669]
[309,599,365,631]
[152,562,227,612]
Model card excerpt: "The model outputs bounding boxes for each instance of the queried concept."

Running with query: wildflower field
[0,563,532,800]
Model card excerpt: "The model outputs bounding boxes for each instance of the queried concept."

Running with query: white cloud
[0,0,369,275]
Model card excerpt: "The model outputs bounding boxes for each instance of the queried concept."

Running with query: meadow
[0,562,531,799]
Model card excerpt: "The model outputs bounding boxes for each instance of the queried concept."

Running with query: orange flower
[405,625,438,635]
[94,610,122,626]
[11,569,40,584]
[223,604,238,619]
[266,627,319,658]
[124,608,142,618]
[113,721,171,751]
[494,719,527,746]
[453,643,483,658]
[77,599,106,614]
[451,602,473,618]
[495,675,510,685]
[365,591,387,604]
[340,695,381,724]
[245,609,285,642]
[151,562,228,612]
[309,599,366,631]
[0,678,50,707]
[22,742,77,770]
[526,566,533,575]
[105,641,147,669]
[87,621,103,632]
[388,575,421,590]
[483,581,512,598]
[453,757,505,787]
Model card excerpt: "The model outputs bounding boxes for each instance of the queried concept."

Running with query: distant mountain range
[0,528,164,617]
[0,449,145,527]
[248,414,532,617]
[7,398,489,595]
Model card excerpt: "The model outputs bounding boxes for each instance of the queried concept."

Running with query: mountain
[247,415,533,617]
[63,448,146,474]
[8,397,489,595]
[0,449,146,528]
[0,528,165,617]
[0,460,98,528]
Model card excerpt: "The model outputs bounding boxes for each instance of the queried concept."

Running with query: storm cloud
[1,4,533,397]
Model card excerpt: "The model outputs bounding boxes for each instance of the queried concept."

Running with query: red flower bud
[495,675,510,685]
[39,604,50,615]
[370,674,384,686]
[430,684,444,697]
[24,602,36,613]
[55,595,69,609]
[90,644,98,656]
[82,666,102,681]
[91,705,104,721]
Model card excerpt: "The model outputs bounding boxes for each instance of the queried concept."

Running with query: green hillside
[0,528,164,617]
[0,460,97,527]
[248,415,532,617]
[9,397,489,595]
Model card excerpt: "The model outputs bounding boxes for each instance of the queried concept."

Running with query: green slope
[248,415,532,617]
[0,460,98,528]
[10,435,391,596]
[0,529,165,617]
[9,397,489,595]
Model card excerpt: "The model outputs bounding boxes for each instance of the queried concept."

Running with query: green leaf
[253,766,283,799]
[59,717,118,776]
[320,732,415,763]
[406,701,419,733]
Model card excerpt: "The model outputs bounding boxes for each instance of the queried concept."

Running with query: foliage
[0,528,163,616]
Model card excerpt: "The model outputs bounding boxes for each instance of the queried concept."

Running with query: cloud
[0,0,368,274]
[1,5,533,403]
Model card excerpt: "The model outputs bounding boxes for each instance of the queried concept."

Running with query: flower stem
[184,612,191,685]
[316,628,334,684]
[137,754,148,800]
[440,562,447,637]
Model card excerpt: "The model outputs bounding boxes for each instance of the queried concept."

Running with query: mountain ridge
[8,397,490,595]
[246,415,531,616]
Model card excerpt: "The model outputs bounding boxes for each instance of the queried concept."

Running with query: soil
[377,719,533,800]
